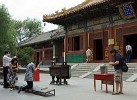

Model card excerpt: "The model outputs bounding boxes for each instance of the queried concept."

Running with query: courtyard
[0,73,137,100]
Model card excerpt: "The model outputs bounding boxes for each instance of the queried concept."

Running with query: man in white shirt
[3,51,12,88]
[126,43,132,63]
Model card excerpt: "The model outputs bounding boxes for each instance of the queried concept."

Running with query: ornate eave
[43,0,131,25]
[43,0,111,24]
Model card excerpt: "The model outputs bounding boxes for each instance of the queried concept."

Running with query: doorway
[94,39,103,60]
[125,34,137,59]
[74,36,80,51]
[36,51,40,63]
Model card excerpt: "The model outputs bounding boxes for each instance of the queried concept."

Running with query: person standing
[3,51,12,88]
[109,49,123,95]
[126,43,132,63]
[86,47,92,63]
[7,58,18,91]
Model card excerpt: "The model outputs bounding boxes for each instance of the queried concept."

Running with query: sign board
[114,45,119,50]
[108,39,114,45]
[118,2,136,20]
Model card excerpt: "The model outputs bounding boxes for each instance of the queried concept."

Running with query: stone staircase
[71,63,99,77]
[71,63,137,81]
[124,63,137,81]
[106,63,137,81]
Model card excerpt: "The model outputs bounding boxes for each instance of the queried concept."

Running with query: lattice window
[68,37,72,51]
[67,35,84,51]
[116,28,123,46]
[89,33,93,48]
[103,31,109,47]
[44,49,53,60]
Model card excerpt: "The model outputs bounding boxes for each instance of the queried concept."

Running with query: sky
[0,0,84,32]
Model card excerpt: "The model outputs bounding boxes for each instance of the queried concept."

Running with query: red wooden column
[103,30,109,62]
[42,47,45,63]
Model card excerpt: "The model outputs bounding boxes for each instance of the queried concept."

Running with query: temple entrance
[36,51,40,63]
[125,34,137,59]
[74,36,80,51]
[94,39,103,60]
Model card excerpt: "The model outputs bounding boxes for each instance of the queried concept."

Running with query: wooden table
[94,73,114,93]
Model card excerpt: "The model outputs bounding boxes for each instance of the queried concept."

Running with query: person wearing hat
[109,49,123,95]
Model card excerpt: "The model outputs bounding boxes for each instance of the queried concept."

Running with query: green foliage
[17,47,34,67]
[13,18,42,42]
[13,20,23,42]
[0,5,17,60]
[23,18,42,38]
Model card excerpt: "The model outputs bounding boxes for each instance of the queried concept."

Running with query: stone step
[73,67,94,70]
[74,66,93,69]
[72,73,87,77]
[79,72,92,78]
[126,73,137,82]
[71,71,88,74]
[71,63,137,81]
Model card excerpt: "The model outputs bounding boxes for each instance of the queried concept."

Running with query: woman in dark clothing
[7,58,18,91]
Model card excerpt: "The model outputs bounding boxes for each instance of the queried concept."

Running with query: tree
[23,18,42,39]
[17,47,34,67]
[0,5,17,60]
[13,20,24,42]
[14,18,42,42]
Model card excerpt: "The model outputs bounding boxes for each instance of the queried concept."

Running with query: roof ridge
[43,0,108,21]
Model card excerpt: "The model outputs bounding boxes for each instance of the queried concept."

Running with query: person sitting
[7,57,18,91]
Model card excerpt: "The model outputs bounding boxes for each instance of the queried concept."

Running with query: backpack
[120,57,128,72]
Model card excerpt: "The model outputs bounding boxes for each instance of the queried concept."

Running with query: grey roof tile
[19,29,65,46]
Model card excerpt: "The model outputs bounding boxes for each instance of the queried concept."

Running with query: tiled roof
[19,29,65,46]
[43,0,108,21]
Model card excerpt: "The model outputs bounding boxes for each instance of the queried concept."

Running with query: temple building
[43,0,137,63]
[19,28,65,64]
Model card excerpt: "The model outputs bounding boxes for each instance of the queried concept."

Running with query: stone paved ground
[0,73,137,100]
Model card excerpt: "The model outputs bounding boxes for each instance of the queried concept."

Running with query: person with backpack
[109,49,123,95]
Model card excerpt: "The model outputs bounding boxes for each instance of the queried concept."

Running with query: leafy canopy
[0,5,17,59]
